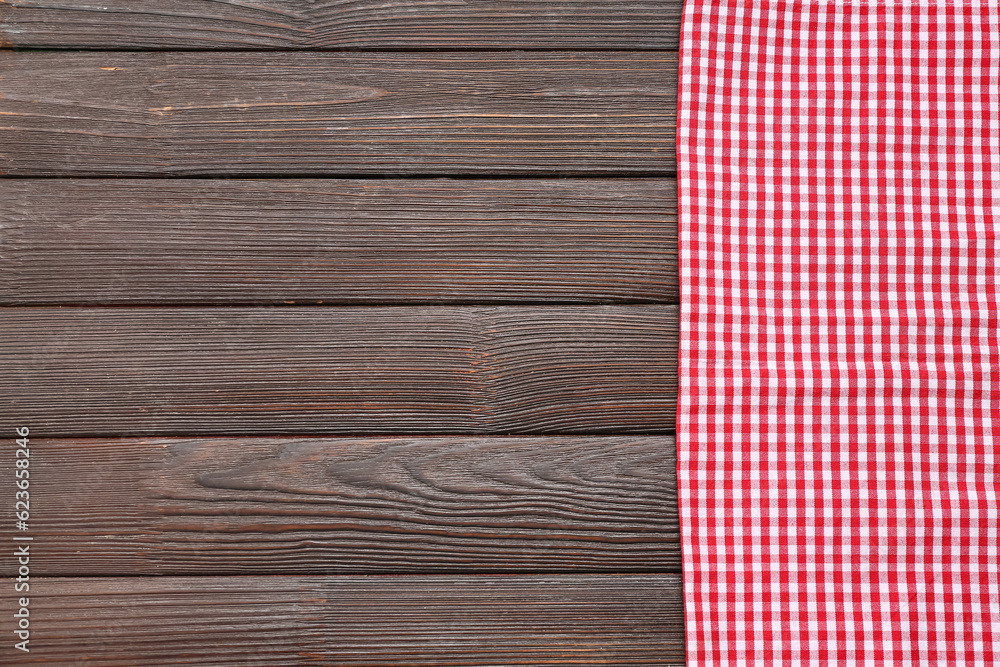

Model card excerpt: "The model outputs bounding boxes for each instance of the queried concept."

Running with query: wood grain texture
[8,575,685,665]
[1,305,676,436]
[0,52,676,176]
[0,178,678,305]
[0,435,678,575]
[0,0,682,50]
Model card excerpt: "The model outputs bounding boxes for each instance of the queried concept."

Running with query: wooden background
[0,2,683,664]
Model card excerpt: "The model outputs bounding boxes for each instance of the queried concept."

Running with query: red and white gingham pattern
[676,1,1000,664]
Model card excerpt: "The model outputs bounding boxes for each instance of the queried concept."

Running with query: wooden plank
[0,435,678,575]
[0,0,682,50]
[0,178,678,305]
[6,575,685,665]
[0,52,676,176]
[1,305,677,436]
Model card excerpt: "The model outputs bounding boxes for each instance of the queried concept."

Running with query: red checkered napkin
[676,1,1000,664]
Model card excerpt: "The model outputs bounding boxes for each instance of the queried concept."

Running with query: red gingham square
[676,1,1000,664]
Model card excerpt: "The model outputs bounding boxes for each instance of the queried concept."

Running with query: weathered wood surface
[1,305,677,436]
[0,435,678,575]
[0,0,683,50]
[12,575,686,665]
[0,178,678,305]
[0,52,676,176]
[0,3,684,657]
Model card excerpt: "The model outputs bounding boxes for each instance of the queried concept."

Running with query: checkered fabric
[676,1,1000,664]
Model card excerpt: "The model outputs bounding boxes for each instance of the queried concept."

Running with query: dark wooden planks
[0,435,678,575]
[0,4,685,656]
[0,0,682,50]
[0,52,676,176]
[1,305,677,436]
[0,178,678,305]
[11,575,685,665]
